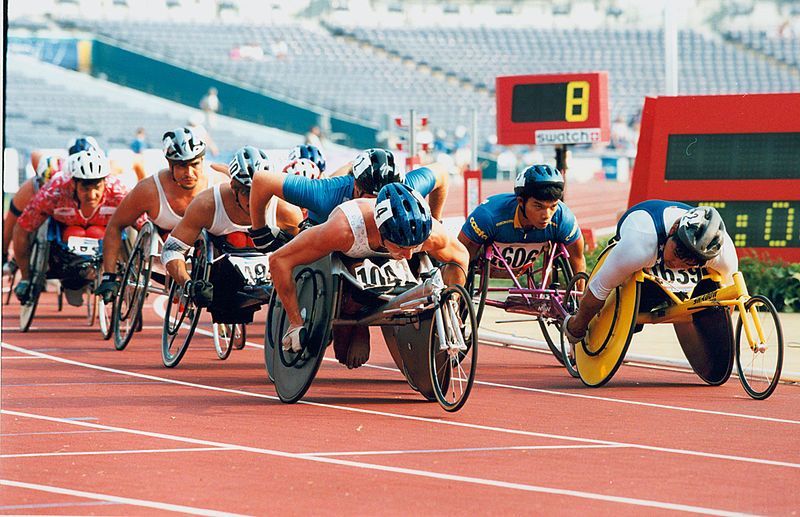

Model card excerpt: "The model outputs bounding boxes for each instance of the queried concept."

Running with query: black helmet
[514,164,564,198]
[676,207,726,261]
[351,148,402,195]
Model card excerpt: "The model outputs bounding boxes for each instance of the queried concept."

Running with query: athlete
[13,150,129,305]
[287,144,326,175]
[248,148,450,251]
[269,182,469,369]
[458,164,585,275]
[94,126,229,303]
[563,200,738,349]
[161,146,304,308]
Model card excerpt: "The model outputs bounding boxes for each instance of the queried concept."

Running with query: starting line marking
[0,409,751,517]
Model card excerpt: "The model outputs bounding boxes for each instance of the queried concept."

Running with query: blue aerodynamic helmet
[513,164,564,198]
[374,183,432,247]
[68,136,101,156]
[288,144,326,173]
[228,146,270,189]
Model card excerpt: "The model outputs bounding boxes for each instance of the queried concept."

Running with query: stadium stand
[724,30,800,68]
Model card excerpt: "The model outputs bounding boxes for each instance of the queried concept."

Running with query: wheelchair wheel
[98,296,114,340]
[560,272,588,378]
[20,231,50,332]
[113,229,154,350]
[264,289,280,382]
[4,262,18,305]
[161,238,208,368]
[735,295,783,400]
[538,254,574,365]
[467,256,489,326]
[86,288,97,326]
[429,284,478,412]
[232,324,246,349]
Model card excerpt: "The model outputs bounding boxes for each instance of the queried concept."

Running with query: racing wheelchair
[560,243,784,400]
[18,219,129,336]
[265,253,478,412]
[467,240,579,364]
[161,230,271,367]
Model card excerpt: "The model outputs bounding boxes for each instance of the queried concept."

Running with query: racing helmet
[675,206,726,262]
[68,136,100,156]
[228,146,269,189]
[514,164,564,198]
[374,183,432,247]
[70,150,110,181]
[351,148,402,195]
[288,144,326,173]
[36,156,64,183]
[282,158,322,179]
[162,127,206,162]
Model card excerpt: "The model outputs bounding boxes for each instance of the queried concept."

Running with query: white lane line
[1,446,234,459]
[0,410,751,516]
[1,356,45,360]
[0,479,251,517]
[300,444,628,457]
[3,341,798,470]
[0,501,115,511]
[1,430,116,437]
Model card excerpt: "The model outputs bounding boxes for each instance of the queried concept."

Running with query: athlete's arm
[705,232,738,286]
[2,179,36,259]
[13,184,57,279]
[249,171,287,228]
[328,161,353,178]
[457,230,484,264]
[424,221,469,287]
[275,199,304,235]
[269,210,353,326]
[102,179,155,274]
[406,162,449,221]
[162,192,214,286]
[565,235,586,276]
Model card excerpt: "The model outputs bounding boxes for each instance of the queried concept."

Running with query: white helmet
[282,158,321,179]
[69,150,110,180]
[162,127,206,162]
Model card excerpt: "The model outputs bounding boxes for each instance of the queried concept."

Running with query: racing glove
[562,314,586,345]
[185,279,214,308]
[14,280,31,305]
[248,225,293,253]
[95,272,120,304]
[281,324,307,353]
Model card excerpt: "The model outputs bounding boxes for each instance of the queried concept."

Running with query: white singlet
[208,184,250,236]
[337,200,379,259]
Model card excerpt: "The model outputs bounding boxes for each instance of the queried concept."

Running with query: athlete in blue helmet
[288,144,326,173]
[459,164,586,275]
[248,148,450,252]
[269,182,469,368]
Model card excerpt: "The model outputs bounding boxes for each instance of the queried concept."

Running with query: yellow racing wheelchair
[561,243,783,400]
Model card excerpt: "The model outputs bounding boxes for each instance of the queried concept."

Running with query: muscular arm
[163,193,214,285]
[269,212,353,326]
[425,162,449,221]
[424,221,469,287]
[249,171,288,228]
[275,199,304,235]
[3,179,36,259]
[12,225,34,279]
[457,230,483,263]
[328,161,353,178]
[102,180,155,274]
[565,235,586,276]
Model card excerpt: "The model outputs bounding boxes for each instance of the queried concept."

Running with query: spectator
[305,125,328,151]
[199,87,221,128]
[130,127,149,154]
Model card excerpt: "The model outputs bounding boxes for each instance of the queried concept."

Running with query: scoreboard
[629,93,800,261]
[496,72,610,145]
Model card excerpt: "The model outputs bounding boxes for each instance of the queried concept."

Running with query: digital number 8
[565,81,590,122]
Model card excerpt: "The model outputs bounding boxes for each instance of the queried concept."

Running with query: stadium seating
[724,30,800,68]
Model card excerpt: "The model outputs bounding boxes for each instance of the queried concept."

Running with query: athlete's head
[68,136,101,156]
[163,127,206,189]
[288,144,326,173]
[665,207,726,268]
[69,150,110,211]
[374,183,432,260]
[282,158,322,179]
[513,164,564,229]
[351,148,402,198]
[228,146,270,212]
[35,156,64,185]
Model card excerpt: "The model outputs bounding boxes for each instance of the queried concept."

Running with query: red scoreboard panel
[496,72,610,145]
[629,93,800,262]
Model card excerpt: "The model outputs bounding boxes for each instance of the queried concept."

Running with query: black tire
[430,284,478,412]
[20,235,49,332]
[232,324,247,350]
[467,256,490,327]
[735,295,783,400]
[560,272,589,379]
[4,263,18,305]
[113,223,153,350]
[538,254,574,365]
[264,289,280,382]
[214,324,240,360]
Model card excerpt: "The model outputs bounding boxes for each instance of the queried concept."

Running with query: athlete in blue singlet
[458,164,585,275]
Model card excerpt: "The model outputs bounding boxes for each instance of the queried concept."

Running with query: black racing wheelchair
[161,229,271,367]
[265,252,478,412]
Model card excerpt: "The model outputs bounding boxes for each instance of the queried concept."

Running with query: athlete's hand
[95,272,120,304]
[563,314,586,345]
[14,280,31,304]
[281,324,306,353]
[185,279,214,308]
[249,225,292,253]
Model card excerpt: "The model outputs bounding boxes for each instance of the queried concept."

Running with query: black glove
[14,280,31,304]
[185,279,214,308]
[249,225,292,253]
[95,272,120,304]
[297,218,315,232]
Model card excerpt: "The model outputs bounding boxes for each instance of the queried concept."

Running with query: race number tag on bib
[492,242,548,269]
[229,255,271,285]
[354,258,419,290]
[645,264,704,294]
[66,236,100,256]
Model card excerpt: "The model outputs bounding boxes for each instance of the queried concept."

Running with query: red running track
[2,291,799,515]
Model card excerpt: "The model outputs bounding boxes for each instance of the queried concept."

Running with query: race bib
[492,242,548,269]
[644,264,704,294]
[229,255,271,285]
[67,236,100,256]
[354,258,419,290]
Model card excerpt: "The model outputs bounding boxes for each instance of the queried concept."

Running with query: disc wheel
[430,284,478,412]
[560,272,589,379]
[735,295,783,400]
[113,225,153,350]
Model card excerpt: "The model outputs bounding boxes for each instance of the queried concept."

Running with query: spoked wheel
[430,284,478,412]
[4,262,18,305]
[231,324,246,350]
[113,224,153,350]
[98,296,114,340]
[538,254,574,365]
[466,257,489,326]
[86,288,97,326]
[213,323,247,360]
[20,236,49,332]
[560,272,589,379]
[735,295,783,400]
